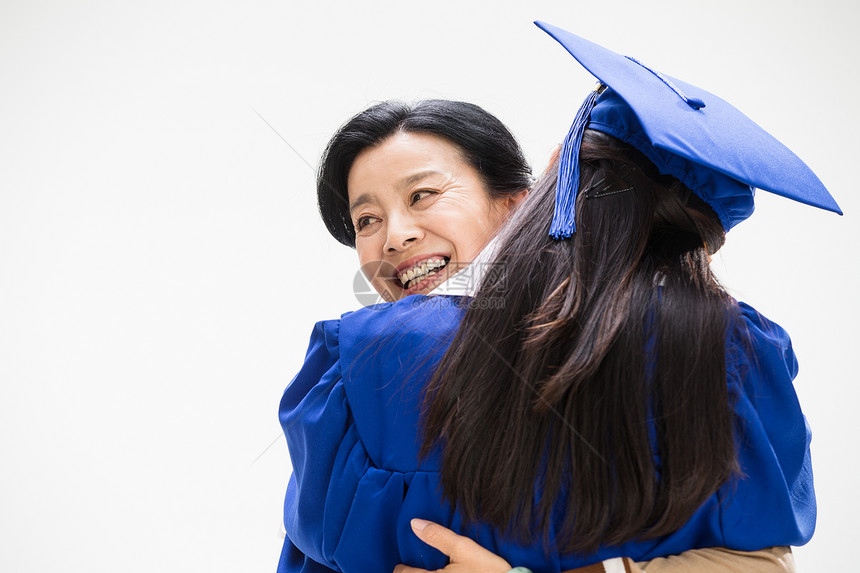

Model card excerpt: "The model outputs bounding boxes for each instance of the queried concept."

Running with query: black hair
[318,99,532,247]
[421,129,738,553]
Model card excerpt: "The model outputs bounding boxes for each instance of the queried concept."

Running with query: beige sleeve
[562,547,795,573]
[635,546,794,572]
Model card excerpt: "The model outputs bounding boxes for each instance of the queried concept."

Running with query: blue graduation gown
[277,295,815,573]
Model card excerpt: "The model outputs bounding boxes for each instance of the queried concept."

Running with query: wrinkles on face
[347,132,515,302]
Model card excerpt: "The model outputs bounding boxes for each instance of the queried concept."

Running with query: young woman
[278,24,838,570]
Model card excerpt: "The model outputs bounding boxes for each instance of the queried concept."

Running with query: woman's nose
[383,216,423,253]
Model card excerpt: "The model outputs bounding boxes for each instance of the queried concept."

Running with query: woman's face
[348,131,516,302]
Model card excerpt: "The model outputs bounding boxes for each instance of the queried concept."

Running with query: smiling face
[348,131,516,302]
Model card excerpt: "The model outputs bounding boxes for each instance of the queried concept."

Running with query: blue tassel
[549,88,601,239]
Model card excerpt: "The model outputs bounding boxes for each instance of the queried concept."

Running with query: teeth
[406,269,439,290]
[399,257,448,289]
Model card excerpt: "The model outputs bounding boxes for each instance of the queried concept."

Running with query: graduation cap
[536,20,843,238]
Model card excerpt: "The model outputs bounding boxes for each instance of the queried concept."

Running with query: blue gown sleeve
[277,318,346,573]
[276,298,467,573]
[717,301,816,548]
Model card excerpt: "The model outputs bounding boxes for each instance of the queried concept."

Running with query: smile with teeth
[398,257,449,290]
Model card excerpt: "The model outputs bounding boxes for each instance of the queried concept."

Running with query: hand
[393,519,512,573]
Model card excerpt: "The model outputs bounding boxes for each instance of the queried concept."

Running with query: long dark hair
[318,99,532,247]
[421,130,739,553]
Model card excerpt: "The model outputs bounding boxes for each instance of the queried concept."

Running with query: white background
[1,1,857,571]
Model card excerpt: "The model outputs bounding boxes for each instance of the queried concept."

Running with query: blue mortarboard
[536,20,843,238]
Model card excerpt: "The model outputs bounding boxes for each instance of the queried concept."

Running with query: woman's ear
[504,188,529,211]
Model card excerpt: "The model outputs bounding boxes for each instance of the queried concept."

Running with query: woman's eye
[355,216,377,231]
[410,189,436,205]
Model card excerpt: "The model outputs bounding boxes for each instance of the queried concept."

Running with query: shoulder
[339,294,467,345]
[284,295,467,472]
[279,317,344,426]
[285,294,467,408]
[729,301,798,384]
[287,294,466,374]
[734,301,794,351]
[336,294,467,387]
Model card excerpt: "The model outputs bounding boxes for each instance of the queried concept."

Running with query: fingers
[409,519,472,558]
[393,565,431,573]
[408,519,511,571]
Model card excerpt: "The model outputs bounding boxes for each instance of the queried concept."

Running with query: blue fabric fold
[278,295,815,573]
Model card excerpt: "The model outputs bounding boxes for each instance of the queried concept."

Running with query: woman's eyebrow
[349,171,446,215]
[348,193,374,216]
[398,170,444,189]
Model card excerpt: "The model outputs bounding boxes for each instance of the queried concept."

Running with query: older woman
[279,88,806,572]
[317,98,531,302]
